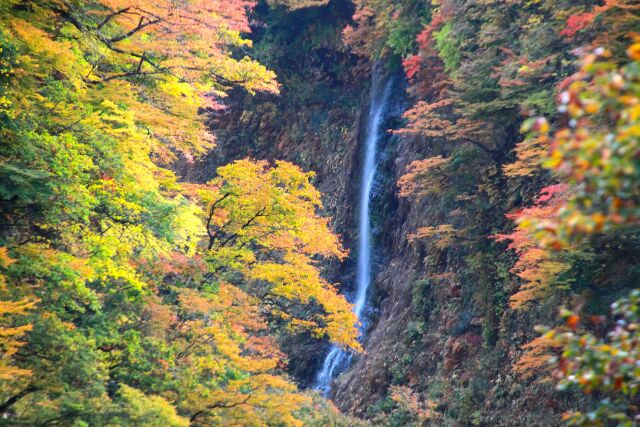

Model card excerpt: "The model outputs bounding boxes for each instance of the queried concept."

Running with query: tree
[194,159,360,351]
[0,1,341,424]
[396,100,500,157]
[493,185,572,309]
[110,385,190,427]
[501,40,640,425]
[408,224,471,250]
[167,283,309,426]
[397,156,450,198]
[543,291,640,426]
[0,248,35,381]
[342,0,431,59]
[267,0,330,10]
[560,0,640,56]
[511,40,640,249]
[1,0,278,162]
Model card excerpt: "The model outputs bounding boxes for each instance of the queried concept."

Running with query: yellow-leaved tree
[190,159,361,351]
[0,248,35,381]
[0,0,339,424]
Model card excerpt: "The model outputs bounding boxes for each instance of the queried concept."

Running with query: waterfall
[314,68,393,395]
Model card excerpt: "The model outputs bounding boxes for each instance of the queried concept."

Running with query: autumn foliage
[0,248,35,381]
[504,40,640,425]
[0,0,352,424]
[194,159,359,351]
[3,0,640,423]
[542,293,640,425]
[397,155,449,198]
[493,185,571,309]
[498,41,640,311]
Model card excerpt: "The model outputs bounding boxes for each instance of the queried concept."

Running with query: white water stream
[314,72,393,395]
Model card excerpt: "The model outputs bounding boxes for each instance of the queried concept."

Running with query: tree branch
[189,394,253,423]
[0,384,38,414]
[96,7,131,30]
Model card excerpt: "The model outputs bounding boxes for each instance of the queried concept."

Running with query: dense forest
[1,0,640,425]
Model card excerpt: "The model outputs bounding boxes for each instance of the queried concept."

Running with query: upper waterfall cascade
[314,71,393,395]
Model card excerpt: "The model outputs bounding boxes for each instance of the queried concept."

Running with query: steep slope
[330,1,640,425]
[331,103,570,426]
